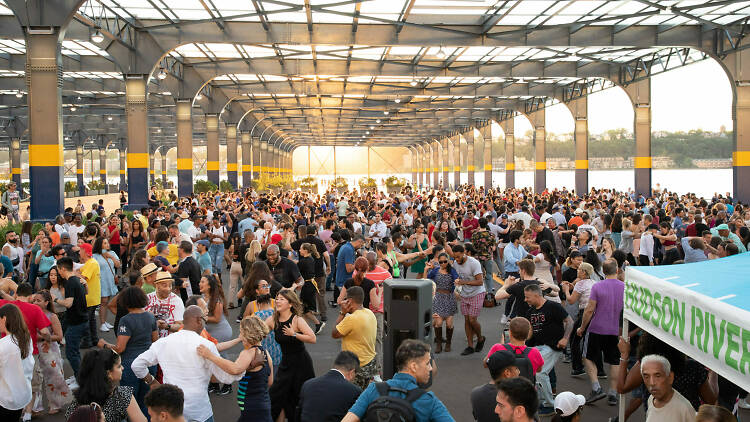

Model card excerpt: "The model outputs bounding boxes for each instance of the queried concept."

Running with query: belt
[305,278,318,290]
[436,288,452,294]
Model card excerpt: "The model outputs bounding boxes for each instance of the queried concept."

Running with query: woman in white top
[560,262,603,377]
[0,303,35,420]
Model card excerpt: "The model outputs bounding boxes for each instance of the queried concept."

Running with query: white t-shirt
[646,389,695,422]
[0,336,34,410]
[67,224,86,245]
[453,256,486,298]
[145,292,185,338]
[187,225,202,241]
[210,225,226,244]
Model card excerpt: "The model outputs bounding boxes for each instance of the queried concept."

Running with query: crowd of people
[0,181,748,422]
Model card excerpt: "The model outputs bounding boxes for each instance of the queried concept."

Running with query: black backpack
[502,343,536,383]
[363,382,426,422]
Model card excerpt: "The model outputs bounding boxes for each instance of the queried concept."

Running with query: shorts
[460,292,484,317]
[353,358,378,390]
[582,332,620,366]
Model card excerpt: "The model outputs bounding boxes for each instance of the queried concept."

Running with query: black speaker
[382,279,433,379]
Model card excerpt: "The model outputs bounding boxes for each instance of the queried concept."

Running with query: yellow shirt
[81,258,102,307]
[147,244,180,266]
[336,308,377,366]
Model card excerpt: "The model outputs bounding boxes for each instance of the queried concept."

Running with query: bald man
[132,305,241,422]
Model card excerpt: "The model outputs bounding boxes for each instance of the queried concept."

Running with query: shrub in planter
[219,180,233,192]
[385,176,406,193]
[332,177,348,192]
[65,181,78,195]
[358,177,377,192]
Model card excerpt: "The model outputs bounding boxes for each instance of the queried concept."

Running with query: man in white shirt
[132,305,241,422]
[510,206,533,229]
[187,216,204,243]
[367,213,387,244]
[642,354,695,422]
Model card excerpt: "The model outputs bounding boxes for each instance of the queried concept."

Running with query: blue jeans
[64,322,87,376]
[326,259,336,290]
[121,361,155,417]
[535,345,562,408]
[480,259,497,293]
[208,243,224,275]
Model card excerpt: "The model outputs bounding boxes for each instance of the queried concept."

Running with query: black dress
[269,316,315,422]
[297,256,317,313]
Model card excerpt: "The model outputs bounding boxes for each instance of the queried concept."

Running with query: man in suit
[297,351,362,422]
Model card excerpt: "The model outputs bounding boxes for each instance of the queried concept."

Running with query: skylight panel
[497,14,537,25]
[561,1,606,16]
[0,0,12,15]
[359,0,405,15]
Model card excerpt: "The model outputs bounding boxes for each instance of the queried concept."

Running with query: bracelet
[619,357,628,362]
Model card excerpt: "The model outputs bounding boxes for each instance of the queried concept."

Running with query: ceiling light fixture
[384,111,389,115]
[376,119,381,123]
[91,29,104,43]
[157,67,167,80]
[436,46,447,59]
[15,91,23,98]
[107,116,113,121]
[70,106,77,112]
[395,97,401,103]
[195,93,203,100]
[157,128,161,133]
[162,91,171,96]
[366,131,370,134]
[410,80,418,87]
[369,126,374,130]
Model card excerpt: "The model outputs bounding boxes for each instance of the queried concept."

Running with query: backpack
[363,382,426,422]
[502,343,536,383]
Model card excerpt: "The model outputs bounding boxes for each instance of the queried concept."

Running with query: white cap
[554,392,585,417]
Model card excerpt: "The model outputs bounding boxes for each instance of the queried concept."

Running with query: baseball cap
[271,233,283,244]
[500,213,508,219]
[60,232,70,239]
[554,392,585,417]
[79,243,93,257]
[196,239,210,248]
[574,208,584,215]
[486,350,517,379]
[140,263,159,277]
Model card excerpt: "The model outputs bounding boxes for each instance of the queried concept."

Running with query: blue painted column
[26,30,64,220]
[76,146,85,196]
[125,75,149,210]
[240,130,252,188]
[226,124,238,189]
[176,99,193,197]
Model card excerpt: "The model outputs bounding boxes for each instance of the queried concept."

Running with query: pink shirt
[361,266,392,314]
[485,343,544,374]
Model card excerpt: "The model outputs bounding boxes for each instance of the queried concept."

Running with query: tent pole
[619,318,629,422]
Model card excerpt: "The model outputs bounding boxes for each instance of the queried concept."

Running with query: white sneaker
[22,412,31,422]
[105,321,114,329]
[100,323,110,332]
[66,376,79,390]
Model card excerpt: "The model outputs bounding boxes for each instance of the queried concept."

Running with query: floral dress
[254,308,282,372]
[427,267,458,317]
[37,310,71,411]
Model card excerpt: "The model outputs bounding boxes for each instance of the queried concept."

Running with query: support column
[118,147,126,192]
[415,146,422,187]
[161,149,167,186]
[529,109,546,194]
[252,138,261,180]
[567,97,589,195]
[240,130,251,188]
[465,130,475,185]
[10,139,21,188]
[149,152,155,186]
[26,30,64,219]
[433,140,440,189]
[441,138,449,190]
[623,79,651,199]
[453,135,460,189]
[226,125,238,188]
[76,146,85,196]
[99,148,107,187]
[410,147,417,185]
[718,48,750,203]
[125,75,149,209]
[176,99,193,197]
[260,142,268,178]
[205,114,220,186]
[424,144,431,189]
[482,125,492,189]
[503,118,515,189]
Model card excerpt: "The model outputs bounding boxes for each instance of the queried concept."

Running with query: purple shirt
[588,278,624,336]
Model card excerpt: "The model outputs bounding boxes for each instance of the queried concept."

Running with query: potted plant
[358,177,377,193]
[65,181,77,197]
[385,176,406,194]
[219,180,233,192]
[193,179,218,193]
[332,177,348,193]
[299,177,317,193]
[87,180,103,195]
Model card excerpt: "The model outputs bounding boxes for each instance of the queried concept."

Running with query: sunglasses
[259,285,270,289]
[439,260,449,264]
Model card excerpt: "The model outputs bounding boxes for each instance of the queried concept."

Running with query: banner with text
[624,268,750,392]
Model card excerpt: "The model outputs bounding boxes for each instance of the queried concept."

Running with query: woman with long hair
[129,250,153,294]
[197,315,274,422]
[96,287,157,416]
[30,290,70,415]
[92,237,121,332]
[66,403,105,422]
[242,279,282,373]
[119,219,131,274]
[0,304,34,421]
[200,275,232,346]
[238,261,281,318]
[129,219,148,253]
[47,267,66,326]
[64,348,146,422]
[425,252,458,353]
[33,236,55,291]
[296,243,321,330]
[265,290,316,422]
[407,223,429,278]
[227,233,243,309]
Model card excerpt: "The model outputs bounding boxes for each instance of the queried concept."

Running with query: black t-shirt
[118,312,157,363]
[258,247,290,261]
[291,235,327,277]
[174,256,201,300]
[64,275,88,325]
[498,223,510,243]
[343,278,375,309]
[536,227,555,246]
[471,383,501,422]
[505,279,540,318]
[562,267,578,284]
[266,257,301,288]
[526,300,569,350]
